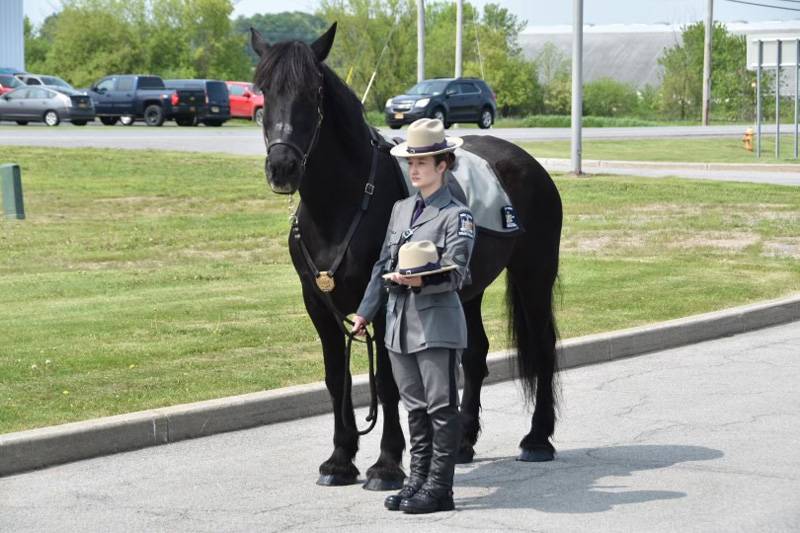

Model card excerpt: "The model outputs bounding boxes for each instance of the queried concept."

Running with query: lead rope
[290,199,379,436]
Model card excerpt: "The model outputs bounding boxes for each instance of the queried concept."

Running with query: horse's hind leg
[457,291,489,463]
[363,336,406,491]
[507,249,559,463]
[304,288,360,486]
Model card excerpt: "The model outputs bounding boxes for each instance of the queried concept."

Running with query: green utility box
[1,163,25,220]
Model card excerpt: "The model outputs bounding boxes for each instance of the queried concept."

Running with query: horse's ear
[250,27,270,57]
[310,22,337,62]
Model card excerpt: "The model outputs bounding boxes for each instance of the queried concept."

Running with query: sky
[23,0,800,27]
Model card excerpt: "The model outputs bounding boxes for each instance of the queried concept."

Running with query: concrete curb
[538,158,800,174]
[2,294,798,478]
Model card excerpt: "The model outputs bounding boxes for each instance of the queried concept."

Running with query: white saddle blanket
[386,138,520,235]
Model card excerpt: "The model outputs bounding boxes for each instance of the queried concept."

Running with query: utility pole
[417,0,425,82]
[571,0,583,175]
[702,0,713,126]
[455,0,463,78]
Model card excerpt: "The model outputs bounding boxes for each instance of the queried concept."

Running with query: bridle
[265,73,387,435]
[265,83,325,175]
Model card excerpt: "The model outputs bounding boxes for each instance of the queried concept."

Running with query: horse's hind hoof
[517,448,555,462]
[362,478,404,491]
[317,474,359,486]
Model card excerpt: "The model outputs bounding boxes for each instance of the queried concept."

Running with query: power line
[723,0,800,11]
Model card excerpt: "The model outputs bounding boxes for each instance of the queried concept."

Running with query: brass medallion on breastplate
[316,271,335,292]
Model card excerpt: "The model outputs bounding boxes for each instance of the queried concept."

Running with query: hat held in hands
[383,240,457,279]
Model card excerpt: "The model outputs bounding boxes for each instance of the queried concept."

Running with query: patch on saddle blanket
[382,133,521,235]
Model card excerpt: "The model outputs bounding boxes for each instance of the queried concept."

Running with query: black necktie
[410,198,425,225]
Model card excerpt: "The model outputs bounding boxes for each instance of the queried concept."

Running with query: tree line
[24,0,763,122]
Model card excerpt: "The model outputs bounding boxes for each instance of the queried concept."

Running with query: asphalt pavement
[0,123,771,156]
[2,320,798,532]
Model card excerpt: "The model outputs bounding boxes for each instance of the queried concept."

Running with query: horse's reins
[289,121,386,436]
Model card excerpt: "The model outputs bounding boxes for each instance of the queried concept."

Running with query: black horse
[251,23,563,490]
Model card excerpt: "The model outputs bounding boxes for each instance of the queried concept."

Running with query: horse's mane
[254,39,371,149]
[254,41,319,99]
[320,63,371,147]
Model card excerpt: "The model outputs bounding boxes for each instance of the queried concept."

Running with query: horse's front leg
[304,288,360,486]
[457,293,490,463]
[363,316,406,490]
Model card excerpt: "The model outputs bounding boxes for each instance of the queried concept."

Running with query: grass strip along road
[1,147,798,433]
[519,135,800,164]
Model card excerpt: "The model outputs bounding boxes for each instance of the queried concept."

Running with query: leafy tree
[535,42,568,88]
[316,0,417,112]
[543,72,571,115]
[658,21,755,121]
[37,0,250,87]
[23,15,59,73]
[314,0,541,115]
[42,0,148,87]
[233,11,328,64]
[583,78,638,117]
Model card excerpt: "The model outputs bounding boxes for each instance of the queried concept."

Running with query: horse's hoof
[455,447,475,464]
[517,448,555,462]
[317,474,359,486]
[363,478,404,491]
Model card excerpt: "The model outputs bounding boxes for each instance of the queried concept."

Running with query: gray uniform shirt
[356,177,475,354]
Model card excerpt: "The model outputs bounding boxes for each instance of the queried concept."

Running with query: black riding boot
[385,409,433,511]
[400,405,460,514]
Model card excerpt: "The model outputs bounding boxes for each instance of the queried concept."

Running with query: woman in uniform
[351,118,475,514]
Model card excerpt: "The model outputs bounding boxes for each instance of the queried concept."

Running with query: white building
[0,0,25,71]
[519,20,800,88]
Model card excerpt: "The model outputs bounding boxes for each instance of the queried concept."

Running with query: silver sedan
[0,86,95,126]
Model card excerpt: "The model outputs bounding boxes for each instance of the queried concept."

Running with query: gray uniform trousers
[389,348,460,414]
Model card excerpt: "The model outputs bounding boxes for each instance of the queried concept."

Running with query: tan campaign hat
[382,240,458,279]
[390,118,464,158]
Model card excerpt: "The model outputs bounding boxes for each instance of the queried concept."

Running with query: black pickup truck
[86,75,205,126]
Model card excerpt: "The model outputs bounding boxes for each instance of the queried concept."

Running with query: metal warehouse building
[519,20,800,88]
[0,0,25,71]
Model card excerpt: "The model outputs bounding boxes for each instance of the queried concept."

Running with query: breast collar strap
[292,126,383,297]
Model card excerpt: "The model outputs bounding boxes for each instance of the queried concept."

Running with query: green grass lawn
[1,147,799,433]
[518,135,800,164]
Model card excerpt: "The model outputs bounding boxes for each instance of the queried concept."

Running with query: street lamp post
[571,0,583,175]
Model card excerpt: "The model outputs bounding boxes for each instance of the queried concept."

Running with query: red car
[0,74,25,96]
[226,81,264,126]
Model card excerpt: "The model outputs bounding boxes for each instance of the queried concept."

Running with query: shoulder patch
[457,212,475,239]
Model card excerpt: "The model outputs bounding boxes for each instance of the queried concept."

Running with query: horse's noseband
[266,84,324,174]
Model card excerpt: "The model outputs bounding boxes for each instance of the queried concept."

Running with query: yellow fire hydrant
[742,128,754,152]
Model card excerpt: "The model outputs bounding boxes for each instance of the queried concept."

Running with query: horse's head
[251,23,337,194]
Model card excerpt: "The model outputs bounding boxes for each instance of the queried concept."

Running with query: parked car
[384,77,496,129]
[226,81,264,126]
[85,75,205,126]
[165,79,231,126]
[0,86,95,126]
[0,74,25,96]
[14,73,80,93]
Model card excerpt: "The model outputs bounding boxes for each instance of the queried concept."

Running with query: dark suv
[385,77,496,129]
[165,79,231,126]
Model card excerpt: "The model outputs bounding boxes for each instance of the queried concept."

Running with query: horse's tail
[505,271,560,409]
